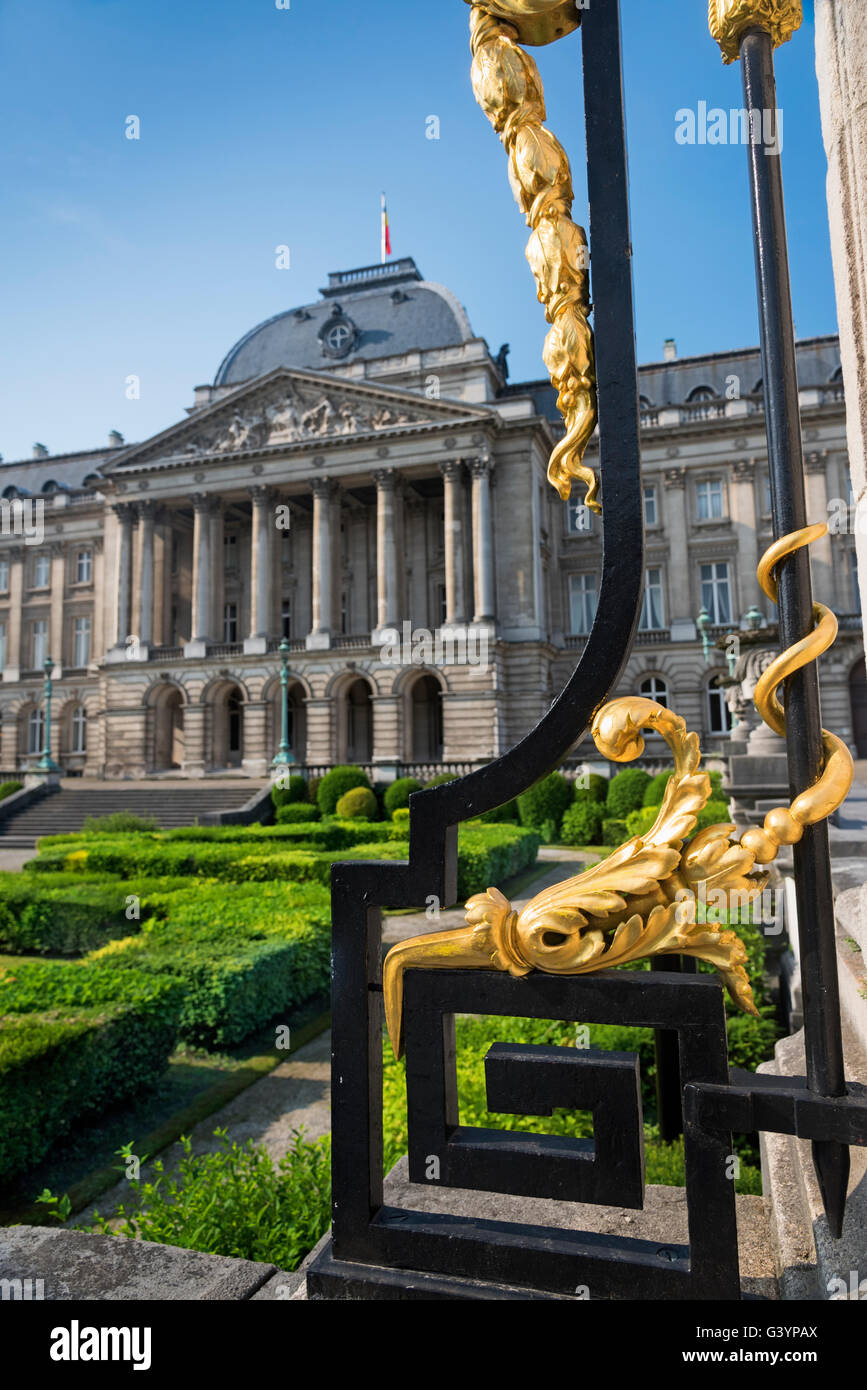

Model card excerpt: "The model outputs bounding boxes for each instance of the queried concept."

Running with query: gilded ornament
[463,0,582,48]
[382,523,853,1060]
[468,5,599,510]
[708,0,803,64]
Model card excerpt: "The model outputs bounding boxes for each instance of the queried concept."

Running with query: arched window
[639,675,668,708]
[639,395,654,410]
[82,474,101,488]
[753,379,764,396]
[27,707,45,755]
[687,385,716,402]
[71,705,87,754]
[708,676,732,734]
[2,486,17,501]
[41,480,59,494]
[410,675,443,762]
[345,678,372,763]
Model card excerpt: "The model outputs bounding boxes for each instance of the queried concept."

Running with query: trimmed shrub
[0,967,182,1184]
[317,766,370,816]
[336,786,378,820]
[625,805,659,839]
[561,801,603,846]
[423,772,458,788]
[642,771,674,807]
[306,776,322,806]
[271,775,308,809]
[691,799,731,835]
[480,799,519,824]
[275,803,319,824]
[383,777,421,817]
[391,808,410,828]
[0,781,23,801]
[0,880,148,956]
[81,811,159,835]
[708,770,724,798]
[572,772,608,805]
[455,825,540,900]
[601,818,629,846]
[517,773,572,837]
[605,768,651,820]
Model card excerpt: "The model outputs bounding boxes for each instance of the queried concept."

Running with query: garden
[0,762,782,1273]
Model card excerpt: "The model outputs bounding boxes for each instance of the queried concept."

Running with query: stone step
[0,784,263,844]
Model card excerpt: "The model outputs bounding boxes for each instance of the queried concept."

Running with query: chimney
[32,443,49,458]
[663,339,677,362]
[109,430,125,448]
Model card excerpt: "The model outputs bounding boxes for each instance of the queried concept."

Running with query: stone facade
[0,257,860,780]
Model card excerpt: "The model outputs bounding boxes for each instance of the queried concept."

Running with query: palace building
[0,256,862,781]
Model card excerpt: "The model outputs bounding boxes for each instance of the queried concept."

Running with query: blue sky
[0,0,832,462]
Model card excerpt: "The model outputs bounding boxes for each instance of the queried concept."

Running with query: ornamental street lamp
[271,638,296,769]
[744,604,763,632]
[36,656,62,773]
[696,606,712,664]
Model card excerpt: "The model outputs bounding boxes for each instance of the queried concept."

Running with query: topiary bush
[605,768,651,820]
[625,805,658,839]
[335,786,378,820]
[480,800,519,824]
[561,801,603,846]
[572,772,608,804]
[271,775,308,809]
[306,776,322,807]
[317,766,370,817]
[690,799,731,835]
[81,812,159,835]
[384,777,422,818]
[708,770,724,799]
[601,817,629,846]
[517,772,572,838]
[642,770,674,807]
[423,772,458,789]
[391,807,410,828]
[0,781,23,801]
[275,803,319,824]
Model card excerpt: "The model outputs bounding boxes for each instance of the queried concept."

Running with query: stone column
[241,699,269,777]
[3,547,23,681]
[663,468,695,639]
[137,502,156,650]
[805,450,835,608]
[730,459,762,618]
[48,542,65,676]
[91,538,104,662]
[470,457,495,624]
[186,494,213,656]
[373,469,399,637]
[107,503,134,660]
[209,501,223,645]
[245,486,273,654]
[307,478,335,650]
[181,703,207,777]
[440,460,466,624]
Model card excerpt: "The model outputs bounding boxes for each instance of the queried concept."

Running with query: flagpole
[381,193,386,264]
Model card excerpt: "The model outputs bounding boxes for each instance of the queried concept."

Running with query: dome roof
[214,258,475,386]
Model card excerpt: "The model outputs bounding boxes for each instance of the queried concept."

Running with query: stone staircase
[0,782,263,847]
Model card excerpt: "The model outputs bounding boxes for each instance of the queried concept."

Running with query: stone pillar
[91,538,104,663]
[245,486,273,654]
[137,502,156,650]
[186,494,213,656]
[663,468,696,639]
[181,703,207,777]
[470,457,496,624]
[440,460,466,624]
[805,451,835,608]
[106,503,134,661]
[730,459,762,619]
[48,543,65,677]
[307,478,335,650]
[373,469,399,638]
[241,699,269,777]
[816,2,867,622]
[209,501,223,644]
[3,547,23,681]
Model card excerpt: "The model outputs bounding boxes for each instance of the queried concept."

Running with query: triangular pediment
[107,367,493,470]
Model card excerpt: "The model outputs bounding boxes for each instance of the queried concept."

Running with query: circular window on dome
[318,307,358,360]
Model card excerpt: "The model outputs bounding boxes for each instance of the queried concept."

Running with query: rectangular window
[75,549,92,584]
[437,584,447,624]
[569,573,597,635]
[566,498,591,534]
[0,557,9,593]
[643,485,658,528]
[281,599,291,640]
[696,479,724,521]
[639,567,665,630]
[850,549,860,614]
[34,554,50,588]
[700,561,732,625]
[223,533,238,570]
[32,619,48,668]
[0,623,6,671]
[72,616,91,668]
[223,603,238,643]
[763,477,772,514]
[71,706,87,754]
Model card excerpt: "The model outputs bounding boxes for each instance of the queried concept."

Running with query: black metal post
[739,26,849,1237]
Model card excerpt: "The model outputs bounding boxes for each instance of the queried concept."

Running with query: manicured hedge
[0,781,23,802]
[642,771,673,807]
[573,772,608,805]
[605,768,651,820]
[561,800,603,846]
[275,803,319,824]
[336,787,378,820]
[517,773,572,837]
[0,967,182,1184]
[383,777,421,817]
[271,774,308,808]
[317,766,370,816]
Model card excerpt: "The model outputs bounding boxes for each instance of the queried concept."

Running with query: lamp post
[696,606,711,664]
[36,656,62,773]
[744,604,763,632]
[271,637,295,769]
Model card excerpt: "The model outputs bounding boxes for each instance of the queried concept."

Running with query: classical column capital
[49,541,65,557]
[805,450,828,474]
[310,477,337,500]
[136,500,159,522]
[372,468,397,492]
[468,455,494,479]
[663,467,687,489]
[439,459,464,482]
[190,491,219,514]
[248,484,274,505]
[112,502,136,523]
[731,458,756,480]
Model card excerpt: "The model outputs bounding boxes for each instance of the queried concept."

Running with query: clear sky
[0,0,832,463]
